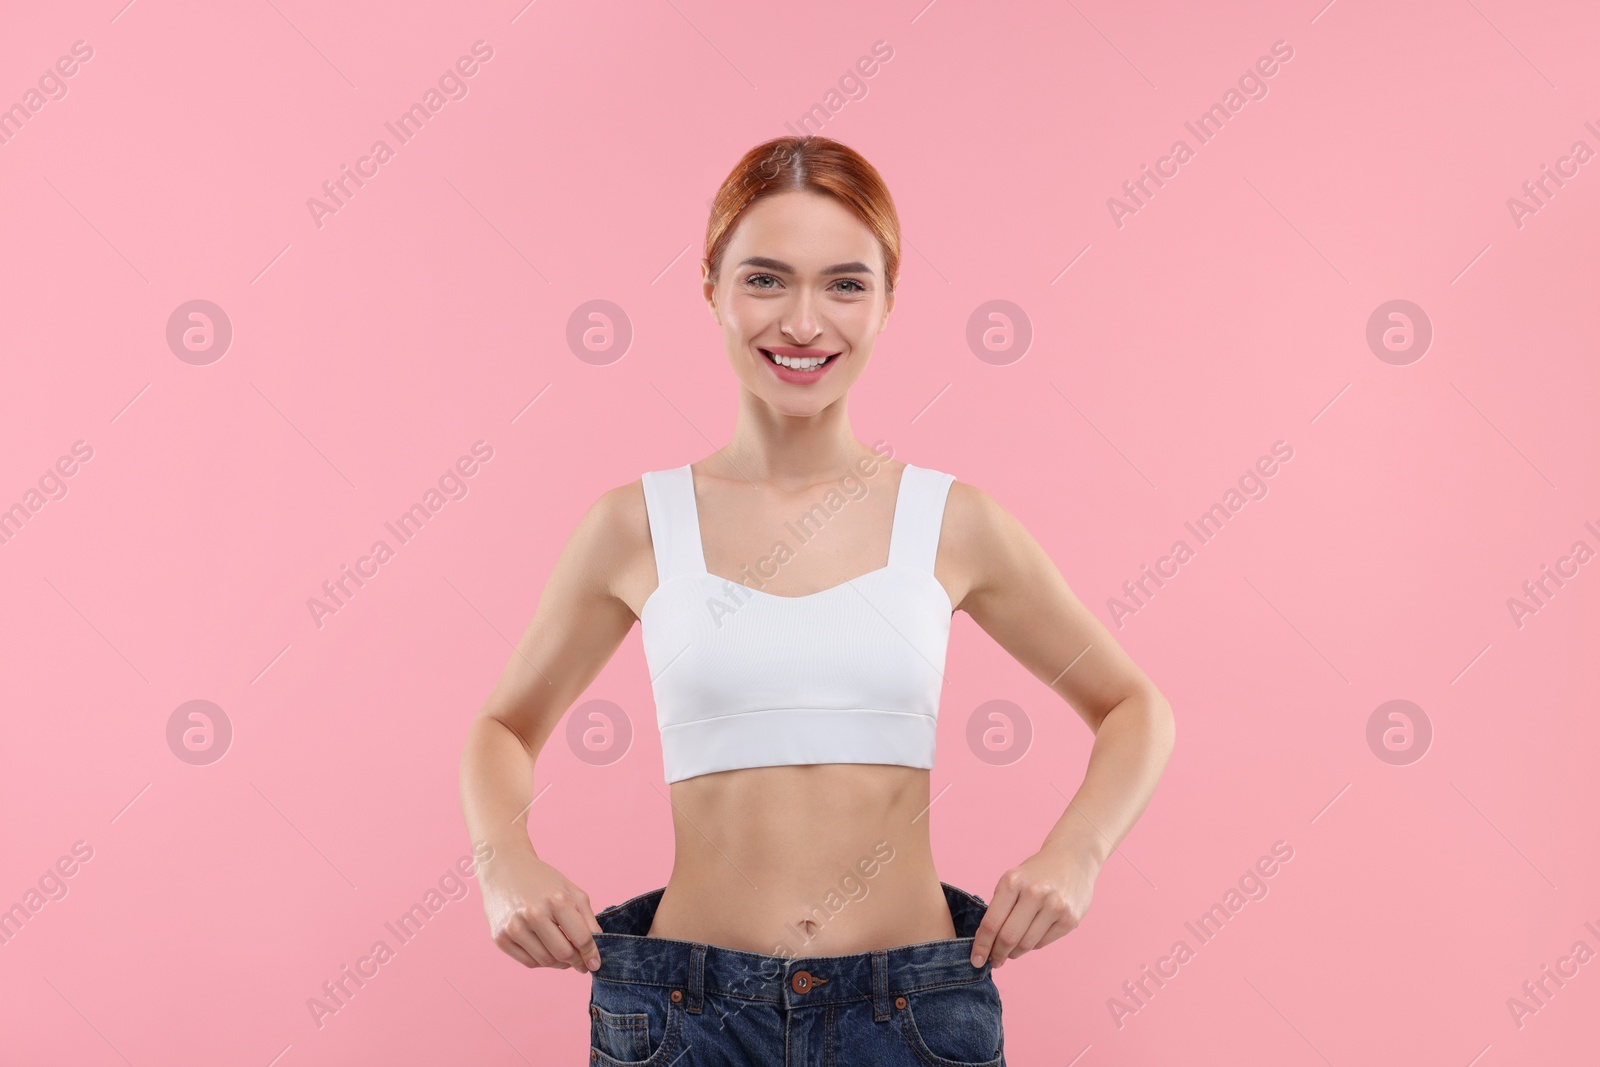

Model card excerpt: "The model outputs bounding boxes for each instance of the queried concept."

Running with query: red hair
[704,136,902,293]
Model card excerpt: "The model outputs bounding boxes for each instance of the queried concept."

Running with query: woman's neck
[716,399,881,488]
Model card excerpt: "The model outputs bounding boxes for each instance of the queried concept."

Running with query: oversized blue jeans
[588,881,1006,1066]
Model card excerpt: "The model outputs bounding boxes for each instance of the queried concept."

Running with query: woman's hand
[478,845,604,972]
[970,841,1102,968]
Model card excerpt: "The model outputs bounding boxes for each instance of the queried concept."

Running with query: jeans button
[790,969,813,994]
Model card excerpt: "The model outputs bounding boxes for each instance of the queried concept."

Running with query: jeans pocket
[589,984,683,1066]
[591,1004,651,1062]
[894,977,1005,1067]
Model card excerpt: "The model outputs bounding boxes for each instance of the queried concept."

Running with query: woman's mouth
[760,347,840,384]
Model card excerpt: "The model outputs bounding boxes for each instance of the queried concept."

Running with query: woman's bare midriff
[645,762,959,954]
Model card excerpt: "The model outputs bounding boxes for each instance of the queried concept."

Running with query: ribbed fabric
[640,463,957,784]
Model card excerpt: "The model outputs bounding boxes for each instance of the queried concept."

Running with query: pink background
[3,0,1597,1063]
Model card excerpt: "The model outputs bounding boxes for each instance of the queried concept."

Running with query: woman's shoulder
[928,470,1018,567]
[915,470,1048,614]
[896,460,989,521]
[554,473,659,613]
[587,472,654,545]
[537,473,652,587]
[584,461,707,552]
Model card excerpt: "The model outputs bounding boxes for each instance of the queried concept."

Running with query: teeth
[767,351,831,370]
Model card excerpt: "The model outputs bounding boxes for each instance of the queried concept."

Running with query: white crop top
[639,462,957,784]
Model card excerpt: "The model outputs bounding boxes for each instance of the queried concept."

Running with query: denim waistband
[591,882,993,1017]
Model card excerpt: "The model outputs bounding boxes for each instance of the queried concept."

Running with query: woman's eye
[744,274,866,293]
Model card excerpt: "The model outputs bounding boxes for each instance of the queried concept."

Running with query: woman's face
[703,190,893,416]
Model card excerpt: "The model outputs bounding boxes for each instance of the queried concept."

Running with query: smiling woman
[694,139,903,419]
[459,134,1176,1065]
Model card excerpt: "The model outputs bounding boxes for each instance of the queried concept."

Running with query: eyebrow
[736,256,875,276]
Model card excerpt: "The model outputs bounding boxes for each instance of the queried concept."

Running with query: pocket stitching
[594,1006,649,1028]
[590,998,683,1067]
[896,990,1004,1067]
[592,1004,651,1059]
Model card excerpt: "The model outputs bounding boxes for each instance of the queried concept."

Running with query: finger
[497,934,540,968]
[971,875,1022,967]
[529,909,586,970]
[1005,906,1061,963]
[579,894,604,935]
[500,915,559,968]
[553,897,603,971]
[986,895,1040,969]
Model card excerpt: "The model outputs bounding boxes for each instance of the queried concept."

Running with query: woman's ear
[701,260,720,324]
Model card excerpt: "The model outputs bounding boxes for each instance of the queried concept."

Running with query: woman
[459,135,1175,1065]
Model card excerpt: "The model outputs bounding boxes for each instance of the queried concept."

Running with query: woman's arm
[459,482,645,972]
[946,481,1177,968]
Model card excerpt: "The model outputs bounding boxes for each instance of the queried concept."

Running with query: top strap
[641,465,707,585]
[887,464,956,573]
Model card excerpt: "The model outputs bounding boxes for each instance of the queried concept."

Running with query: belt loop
[687,944,707,1014]
[872,949,890,1021]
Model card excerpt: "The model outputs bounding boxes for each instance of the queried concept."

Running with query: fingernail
[971,953,985,967]
[588,956,601,971]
